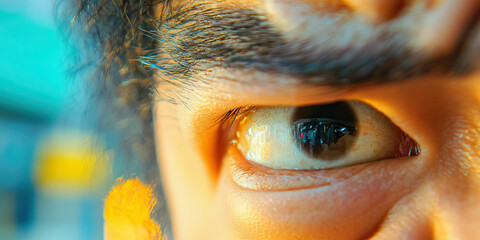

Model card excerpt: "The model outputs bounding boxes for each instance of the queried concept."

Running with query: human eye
[223,100,420,190]
[233,100,420,170]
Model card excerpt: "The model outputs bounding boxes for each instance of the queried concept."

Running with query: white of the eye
[236,102,401,170]
[237,107,293,167]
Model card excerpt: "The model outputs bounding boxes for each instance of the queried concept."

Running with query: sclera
[235,101,409,170]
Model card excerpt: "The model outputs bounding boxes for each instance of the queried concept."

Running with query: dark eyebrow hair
[147,1,479,88]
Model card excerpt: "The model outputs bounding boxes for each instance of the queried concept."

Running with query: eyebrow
[146,2,478,88]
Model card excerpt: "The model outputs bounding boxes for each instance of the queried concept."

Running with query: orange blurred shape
[104,177,163,240]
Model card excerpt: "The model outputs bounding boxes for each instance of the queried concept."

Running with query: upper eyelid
[212,98,356,131]
[185,76,368,135]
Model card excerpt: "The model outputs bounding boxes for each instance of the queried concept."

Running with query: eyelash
[215,106,256,130]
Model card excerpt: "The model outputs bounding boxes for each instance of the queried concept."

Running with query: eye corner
[396,131,421,158]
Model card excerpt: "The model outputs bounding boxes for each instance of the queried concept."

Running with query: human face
[152,0,480,239]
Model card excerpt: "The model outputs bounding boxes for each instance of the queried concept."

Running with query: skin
[153,0,480,239]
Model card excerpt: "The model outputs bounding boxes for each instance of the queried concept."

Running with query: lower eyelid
[228,146,373,191]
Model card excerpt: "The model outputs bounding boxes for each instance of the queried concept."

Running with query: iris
[291,102,357,160]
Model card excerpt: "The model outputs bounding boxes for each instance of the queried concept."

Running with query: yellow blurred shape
[34,130,111,193]
[104,177,162,240]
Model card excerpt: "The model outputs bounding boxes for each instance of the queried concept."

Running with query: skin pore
[151,0,480,239]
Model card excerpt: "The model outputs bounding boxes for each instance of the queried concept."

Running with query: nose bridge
[431,194,480,239]
[431,108,480,238]
[427,170,480,239]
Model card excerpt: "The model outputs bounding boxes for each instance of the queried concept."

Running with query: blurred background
[0,0,109,239]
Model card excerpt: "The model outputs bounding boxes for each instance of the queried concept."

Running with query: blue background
[0,1,104,239]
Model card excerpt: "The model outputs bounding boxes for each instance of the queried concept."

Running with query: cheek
[213,152,429,240]
[154,102,217,239]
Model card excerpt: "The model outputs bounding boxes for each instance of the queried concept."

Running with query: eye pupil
[293,120,356,159]
[291,102,357,160]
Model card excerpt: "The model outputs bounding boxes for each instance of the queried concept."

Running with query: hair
[56,0,172,236]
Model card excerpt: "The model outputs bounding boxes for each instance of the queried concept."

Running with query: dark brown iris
[291,102,357,160]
